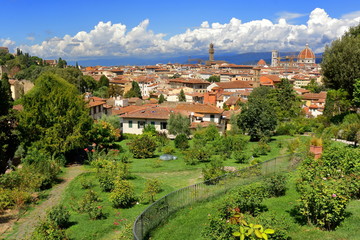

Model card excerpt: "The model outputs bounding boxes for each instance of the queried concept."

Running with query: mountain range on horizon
[68,52,323,67]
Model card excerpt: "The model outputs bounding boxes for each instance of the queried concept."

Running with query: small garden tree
[128,134,157,158]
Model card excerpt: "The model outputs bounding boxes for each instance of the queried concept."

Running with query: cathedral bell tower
[209,43,214,61]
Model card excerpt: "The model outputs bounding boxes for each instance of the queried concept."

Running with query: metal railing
[133,153,303,240]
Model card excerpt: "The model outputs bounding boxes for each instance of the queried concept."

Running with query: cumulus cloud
[17,8,360,59]
[0,38,15,48]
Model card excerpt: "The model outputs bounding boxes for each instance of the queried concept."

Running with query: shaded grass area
[150,172,360,240]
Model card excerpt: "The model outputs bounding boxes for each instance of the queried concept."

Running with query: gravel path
[5,165,85,240]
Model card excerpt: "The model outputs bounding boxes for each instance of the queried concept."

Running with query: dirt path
[2,165,85,240]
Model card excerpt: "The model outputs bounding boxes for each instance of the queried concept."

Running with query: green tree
[273,78,301,120]
[353,78,360,108]
[168,112,190,136]
[324,89,351,117]
[158,94,166,104]
[321,23,360,98]
[0,79,18,173]
[93,86,109,98]
[57,57,67,68]
[18,73,92,156]
[207,75,220,82]
[124,81,142,98]
[305,79,326,93]
[238,87,278,141]
[1,73,12,102]
[178,89,186,102]
[98,75,109,88]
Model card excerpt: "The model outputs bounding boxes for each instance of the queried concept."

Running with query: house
[121,106,184,135]
[121,103,225,136]
[301,91,327,117]
[87,97,112,120]
[207,81,256,92]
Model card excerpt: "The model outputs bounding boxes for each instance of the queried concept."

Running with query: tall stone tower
[271,50,278,67]
[209,43,214,61]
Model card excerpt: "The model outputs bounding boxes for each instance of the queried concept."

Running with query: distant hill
[68,52,323,67]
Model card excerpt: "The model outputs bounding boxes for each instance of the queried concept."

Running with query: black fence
[133,153,303,240]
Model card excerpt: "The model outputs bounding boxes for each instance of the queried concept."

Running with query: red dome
[257,59,266,66]
[298,44,315,59]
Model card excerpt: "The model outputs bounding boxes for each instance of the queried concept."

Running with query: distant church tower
[271,50,278,67]
[209,43,214,61]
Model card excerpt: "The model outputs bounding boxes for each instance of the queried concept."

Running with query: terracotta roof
[222,110,241,119]
[114,105,148,115]
[88,101,104,107]
[298,44,315,59]
[121,106,177,120]
[225,96,240,105]
[13,104,23,111]
[175,103,223,114]
[215,81,255,89]
[257,59,267,66]
[302,91,327,100]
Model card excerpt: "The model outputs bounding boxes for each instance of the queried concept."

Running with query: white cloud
[342,10,360,20]
[17,8,360,59]
[0,38,15,47]
[277,11,306,21]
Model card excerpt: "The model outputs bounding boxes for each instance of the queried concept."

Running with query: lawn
[150,171,360,240]
[58,135,300,240]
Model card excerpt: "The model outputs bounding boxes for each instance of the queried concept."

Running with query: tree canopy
[207,75,220,82]
[321,23,360,98]
[0,78,18,173]
[178,89,186,102]
[238,87,278,141]
[272,78,302,120]
[18,73,92,156]
[168,112,190,136]
[124,81,142,98]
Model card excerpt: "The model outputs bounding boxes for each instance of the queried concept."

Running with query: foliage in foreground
[296,144,360,230]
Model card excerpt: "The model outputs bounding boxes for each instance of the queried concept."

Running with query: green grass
[57,134,298,240]
[150,171,360,240]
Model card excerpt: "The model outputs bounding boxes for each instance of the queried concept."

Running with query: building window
[151,121,155,126]
[129,120,133,128]
[160,122,167,130]
[138,121,145,129]
[210,114,215,122]
[93,107,97,114]
[98,105,101,112]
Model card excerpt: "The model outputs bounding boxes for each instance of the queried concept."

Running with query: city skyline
[1,0,360,60]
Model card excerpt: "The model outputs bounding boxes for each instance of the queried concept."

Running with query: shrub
[202,156,225,185]
[264,174,287,197]
[295,145,360,230]
[128,134,157,158]
[162,145,175,154]
[47,205,70,229]
[110,179,136,208]
[220,183,267,217]
[141,179,162,203]
[0,188,12,213]
[78,190,102,213]
[31,219,69,240]
[253,141,271,157]
[232,150,250,163]
[80,178,92,189]
[297,176,350,230]
[87,205,106,220]
[174,134,189,150]
[184,147,211,165]
[98,161,130,192]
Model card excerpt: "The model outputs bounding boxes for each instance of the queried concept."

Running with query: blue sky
[1,0,360,60]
